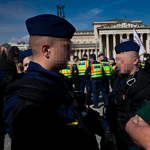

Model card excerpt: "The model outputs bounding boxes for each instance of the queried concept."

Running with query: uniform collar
[27,61,61,79]
[81,58,87,60]
[92,60,97,63]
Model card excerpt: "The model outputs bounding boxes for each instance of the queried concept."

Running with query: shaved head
[29,35,56,57]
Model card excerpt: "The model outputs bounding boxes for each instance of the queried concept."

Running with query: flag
[133,27,146,56]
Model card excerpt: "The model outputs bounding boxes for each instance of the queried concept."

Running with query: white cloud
[8,35,29,45]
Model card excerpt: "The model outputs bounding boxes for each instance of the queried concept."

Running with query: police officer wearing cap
[105,41,150,150]
[18,49,33,73]
[76,53,91,95]
[110,57,119,89]
[98,54,111,94]
[3,14,117,150]
[85,54,108,108]
[59,63,74,84]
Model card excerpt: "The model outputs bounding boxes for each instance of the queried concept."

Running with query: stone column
[120,34,122,43]
[99,34,102,53]
[127,34,130,40]
[106,34,110,58]
[79,49,82,59]
[74,50,77,56]
[113,34,116,58]
[87,49,89,59]
[146,33,150,53]
[141,33,143,43]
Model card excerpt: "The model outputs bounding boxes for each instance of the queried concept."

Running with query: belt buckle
[126,78,136,86]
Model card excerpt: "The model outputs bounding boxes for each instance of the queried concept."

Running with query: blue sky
[0,0,150,45]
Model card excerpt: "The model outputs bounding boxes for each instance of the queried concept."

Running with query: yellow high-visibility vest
[91,63,103,78]
[77,60,90,76]
[100,61,111,77]
[59,64,73,78]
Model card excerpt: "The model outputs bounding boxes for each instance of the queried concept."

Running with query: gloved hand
[104,125,117,150]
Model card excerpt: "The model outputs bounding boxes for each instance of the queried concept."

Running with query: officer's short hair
[29,36,55,56]
[73,56,79,60]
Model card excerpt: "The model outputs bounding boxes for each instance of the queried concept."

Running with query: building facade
[71,18,150,62]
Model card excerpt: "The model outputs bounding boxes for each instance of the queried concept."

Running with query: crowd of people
[1,14,150,150]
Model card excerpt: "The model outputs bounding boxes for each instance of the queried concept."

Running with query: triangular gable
[100,21,149,29]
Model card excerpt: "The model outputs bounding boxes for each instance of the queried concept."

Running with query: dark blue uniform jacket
[3,61,75,138]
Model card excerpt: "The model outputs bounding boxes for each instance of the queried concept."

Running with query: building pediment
[99,21,149,29]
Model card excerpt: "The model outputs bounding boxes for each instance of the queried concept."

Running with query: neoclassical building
[70,18,150,62]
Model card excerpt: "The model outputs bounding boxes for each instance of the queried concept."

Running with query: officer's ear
[41,44,51,59]
[133,56,139,65]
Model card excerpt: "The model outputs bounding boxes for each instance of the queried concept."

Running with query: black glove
[104,126,117,150]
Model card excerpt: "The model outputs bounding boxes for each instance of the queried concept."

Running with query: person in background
[0,50,18,150]
[73,56,80,91]
[59,64,74,84]
[76,53,91,95]
[15,63,24,78]
[141,60,145,70]
[18,49,33,73]
[110,57,119,88]
[85,54,108,108]
[98,54,111,94]
[144,53,150,74]
[13,57,20,64]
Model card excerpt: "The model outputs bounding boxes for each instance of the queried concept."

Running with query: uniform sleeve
[144,60,150,73]
[136,100,150,125]
[85,65,91,79]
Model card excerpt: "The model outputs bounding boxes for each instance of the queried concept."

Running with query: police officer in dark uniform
[3,14,116,150]
[85,54,108,108]
[98,54,111,94]
[76,53,91,95]
[0,50,18,150]
[105,41,150,150]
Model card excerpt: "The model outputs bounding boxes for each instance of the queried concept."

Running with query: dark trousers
[104,77,110,94]
[74,76,80,91]
[80,78,91,94]
[92,79,108,106]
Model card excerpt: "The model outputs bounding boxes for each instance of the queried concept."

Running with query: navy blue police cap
[98,54,104,57]
[90,54,96,58]
[110,57,115,61]
[19,49,32,62]
[115,41,140,54]
[26,14,76,39]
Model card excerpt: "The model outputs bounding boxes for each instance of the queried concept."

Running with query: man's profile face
[52,38,72,69]
[116,52,133,74]
[110,60,115,65]
[23,56,33,72]
[99,55,104,61]
[73,58,78,63]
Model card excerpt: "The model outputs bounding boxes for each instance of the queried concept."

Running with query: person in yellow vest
[76,53,91,95]
[98,54,111,94]
[141,61,145,69]
[85,54,108,108]
[59,64,73,84]
[110,57,119,89]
